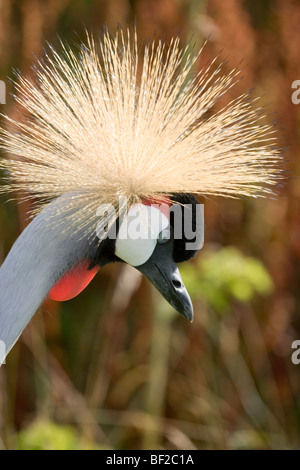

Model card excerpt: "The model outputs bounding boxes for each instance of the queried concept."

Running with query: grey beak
[135,240,194,321]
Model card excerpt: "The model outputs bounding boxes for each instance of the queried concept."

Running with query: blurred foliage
[243,0,276,29]
[0,0,300,451]
[16,419,104,450]
[181,247,273,313]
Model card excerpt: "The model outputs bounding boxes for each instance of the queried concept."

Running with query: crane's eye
[157,228,171,244]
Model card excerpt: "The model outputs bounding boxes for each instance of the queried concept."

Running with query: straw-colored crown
[0,29,282,239]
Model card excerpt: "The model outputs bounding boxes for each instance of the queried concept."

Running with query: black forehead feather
[170,193,202,263]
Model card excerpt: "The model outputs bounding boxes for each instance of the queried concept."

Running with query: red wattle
[142,196,171,218]
[48,260,99,301]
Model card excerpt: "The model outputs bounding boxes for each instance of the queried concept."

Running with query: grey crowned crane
[0,30,281,364]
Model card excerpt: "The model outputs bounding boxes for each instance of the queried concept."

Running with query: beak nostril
[172,279,182,289]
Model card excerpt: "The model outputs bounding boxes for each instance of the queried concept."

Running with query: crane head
[49,194,203,321]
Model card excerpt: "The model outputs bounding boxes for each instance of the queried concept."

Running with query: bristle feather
[0,29,282,241]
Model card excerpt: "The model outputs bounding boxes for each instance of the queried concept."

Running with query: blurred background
[0,0,300,450]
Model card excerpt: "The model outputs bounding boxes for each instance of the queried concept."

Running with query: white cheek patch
[115,204,169,267]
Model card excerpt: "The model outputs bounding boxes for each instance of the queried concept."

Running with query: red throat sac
[48,260,99,301]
